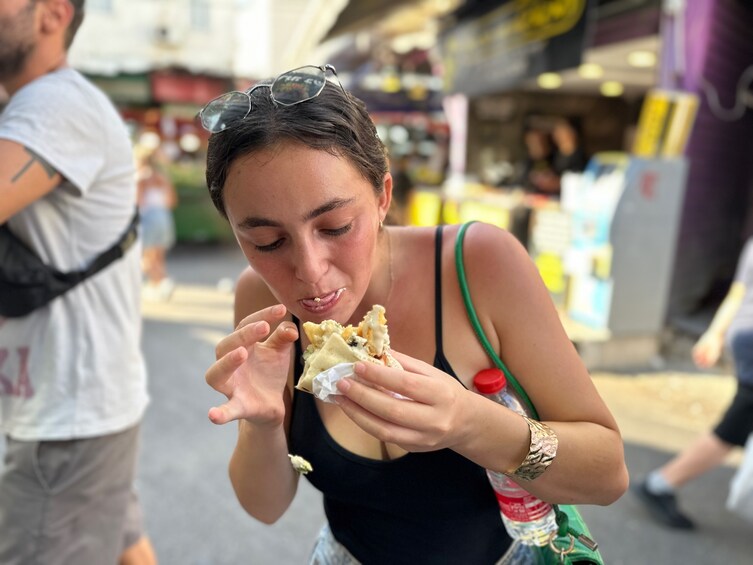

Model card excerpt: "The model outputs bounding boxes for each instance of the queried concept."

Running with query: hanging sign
[439,0,591,97]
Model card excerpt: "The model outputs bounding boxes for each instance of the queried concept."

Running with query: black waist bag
[0,211,139,318]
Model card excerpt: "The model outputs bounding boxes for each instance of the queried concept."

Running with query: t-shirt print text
[0,346,34,398]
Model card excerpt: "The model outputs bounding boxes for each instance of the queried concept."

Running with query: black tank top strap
[290,315,304,435]
[433,226,458,379]
[292,315,303,386]
[434,225,444,351]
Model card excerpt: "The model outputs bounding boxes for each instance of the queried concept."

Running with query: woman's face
[223,142,391,324]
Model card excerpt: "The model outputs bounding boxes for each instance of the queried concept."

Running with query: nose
[293,236,329,285]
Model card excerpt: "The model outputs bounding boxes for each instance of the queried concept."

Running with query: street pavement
[136,246,325,565]
[3,244,751,564]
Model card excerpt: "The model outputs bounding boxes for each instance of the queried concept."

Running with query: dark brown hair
[205,80,389,218]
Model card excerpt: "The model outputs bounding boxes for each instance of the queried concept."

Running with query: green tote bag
[455,222,605,565]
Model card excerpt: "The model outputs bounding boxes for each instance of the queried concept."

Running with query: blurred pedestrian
[0,1,156,564]
[505,127,558,248]
[519,127,559,196]
[137,150,177,301]
[199,64,627,563]
[551,118,587,176]
[634,237,753,529]
[387,154,413,225]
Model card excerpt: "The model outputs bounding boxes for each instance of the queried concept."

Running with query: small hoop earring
[379,219,384,229]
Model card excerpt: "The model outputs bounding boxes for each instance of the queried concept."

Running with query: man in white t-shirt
[0,2,155,563]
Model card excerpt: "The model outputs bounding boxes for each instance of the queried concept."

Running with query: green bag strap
[455,221,592,545]
[454,221,538,419]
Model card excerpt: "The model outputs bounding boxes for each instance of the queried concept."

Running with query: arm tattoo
[11,147,57,183]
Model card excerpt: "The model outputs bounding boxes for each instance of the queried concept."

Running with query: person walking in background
[634,237,753,529]
[137,150,177,301]
[199,64,627,563]
[0,1,156,564]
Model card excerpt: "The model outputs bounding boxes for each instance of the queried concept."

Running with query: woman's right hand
[205,304,298,427]
[692,331,723,368]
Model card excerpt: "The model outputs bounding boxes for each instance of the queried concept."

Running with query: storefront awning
[323,0,422,40]
[150,71,232,106]
[439,0,592,97]
[86,73,152,106]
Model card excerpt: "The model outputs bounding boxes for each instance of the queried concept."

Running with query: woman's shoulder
[236,266,274,303]
[394,222,527,275]
[234,266,278,326]
[448,221,542,309]
[449,221,528,267]
[392,222,513,244]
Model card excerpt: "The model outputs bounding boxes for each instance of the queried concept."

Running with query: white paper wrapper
[311,362,412,403]
[312,363,356,403]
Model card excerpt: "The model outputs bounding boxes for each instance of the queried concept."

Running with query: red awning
[151,71,232,106]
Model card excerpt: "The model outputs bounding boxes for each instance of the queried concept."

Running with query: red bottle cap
[473,368,507,394]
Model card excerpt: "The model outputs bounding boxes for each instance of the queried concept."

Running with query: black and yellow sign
[632,89,699,158]
[439,0,591,97]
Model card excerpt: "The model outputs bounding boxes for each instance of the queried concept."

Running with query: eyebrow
[236,197,356,229]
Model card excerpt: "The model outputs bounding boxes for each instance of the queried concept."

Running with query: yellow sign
[458,200,510,230]
[408,191,443,226]
[633,89,699,157]
[535,252,566,294]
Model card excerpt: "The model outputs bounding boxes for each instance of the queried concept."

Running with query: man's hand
[692,332,724,369]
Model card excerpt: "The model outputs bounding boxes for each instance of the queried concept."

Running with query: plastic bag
[727,432,753,522]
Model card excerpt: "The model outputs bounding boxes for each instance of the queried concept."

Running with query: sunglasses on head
[198,64,345,134]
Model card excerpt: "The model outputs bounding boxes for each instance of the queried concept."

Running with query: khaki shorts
[0,424,144,565]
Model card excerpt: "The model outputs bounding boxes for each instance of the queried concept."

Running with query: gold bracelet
[508,417,558,481]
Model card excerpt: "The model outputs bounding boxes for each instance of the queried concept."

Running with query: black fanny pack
[0,210,139,318]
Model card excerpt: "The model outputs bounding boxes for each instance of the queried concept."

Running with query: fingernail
[337,378,352,393]
[353,363,365,375]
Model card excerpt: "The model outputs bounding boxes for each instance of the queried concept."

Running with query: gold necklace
[384,227,395,310]
[381,227,396,461]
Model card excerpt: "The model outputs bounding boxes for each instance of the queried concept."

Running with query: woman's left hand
[333,350,472,453]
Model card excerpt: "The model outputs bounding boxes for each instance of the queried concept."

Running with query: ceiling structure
[317,0,662,100]
[324,0,462,42]
[522,34,661,98]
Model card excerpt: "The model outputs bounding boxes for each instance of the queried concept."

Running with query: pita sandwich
[297,304,402,393]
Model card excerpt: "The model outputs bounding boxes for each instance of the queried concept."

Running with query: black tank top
[289,226,511,564]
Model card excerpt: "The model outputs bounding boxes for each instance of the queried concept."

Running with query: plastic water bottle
[473,368,558,546]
